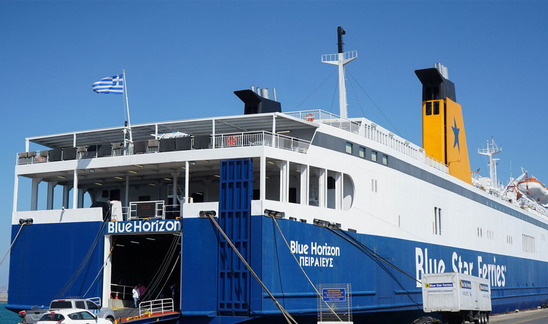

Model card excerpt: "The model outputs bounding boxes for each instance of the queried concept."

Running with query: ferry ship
[7,27,548,323]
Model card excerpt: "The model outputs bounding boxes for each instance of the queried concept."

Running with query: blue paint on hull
[7,215,548,322]
[180,215,548,322]
[7,221,105,312]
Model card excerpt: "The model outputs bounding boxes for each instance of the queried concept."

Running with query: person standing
[138,284,146,302]
[132,285,140,308]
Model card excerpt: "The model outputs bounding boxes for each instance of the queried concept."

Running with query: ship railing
[121,202,182,221]
[127,200,165,220]
[213,131,310,152]
[110,284,133,301]
[321,50,358,63]
[18,132,310,165]
[139,298,174,317]
[287,109,449,173]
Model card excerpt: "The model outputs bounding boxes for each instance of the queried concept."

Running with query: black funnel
[234,89,282,114]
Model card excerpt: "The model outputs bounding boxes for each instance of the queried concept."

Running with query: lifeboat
[517,177,548,205]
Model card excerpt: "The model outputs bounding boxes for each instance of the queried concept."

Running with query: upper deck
[17,112,317,166]
[17,109,448,175]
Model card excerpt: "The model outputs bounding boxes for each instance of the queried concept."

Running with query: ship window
[382,154,388,165]
[433,207,442,235]
[86,301,99,310]
[343,174,354,210]
[345,142,353,154]
[289,162,304,204]
[522,234,535,253]
[359,147,365,158]
[433,101,440,115]
[327,172,338,209]
[371,151,377,162]
[425,102,432,115]
[327,176,336,189]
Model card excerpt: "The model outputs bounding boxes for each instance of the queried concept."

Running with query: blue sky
[1,1,547,288]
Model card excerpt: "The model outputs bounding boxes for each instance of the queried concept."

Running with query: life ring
[305,113,315,122]
[227,136,238,147]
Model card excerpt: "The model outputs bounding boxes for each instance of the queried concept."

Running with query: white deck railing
[287,109,449,174]
[17,131,311,165]
[139,298,174,317]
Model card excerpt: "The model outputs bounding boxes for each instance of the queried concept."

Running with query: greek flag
[92,74,123,94]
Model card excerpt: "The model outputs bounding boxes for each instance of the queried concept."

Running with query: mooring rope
[269,216,344,322]
[206,213,298,324]
[0,223,26,267]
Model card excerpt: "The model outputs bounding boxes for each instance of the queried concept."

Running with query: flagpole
[122,69,133,144]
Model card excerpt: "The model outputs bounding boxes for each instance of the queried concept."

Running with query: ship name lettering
[311,242,340,256]
[415,247,446,287]
[290,240,309,255]
[107,220,181,234]
[299,256,333,268]
[478,256,506,287]
[451,252,474,275]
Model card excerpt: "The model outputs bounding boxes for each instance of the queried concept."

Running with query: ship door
[217,159,253,316]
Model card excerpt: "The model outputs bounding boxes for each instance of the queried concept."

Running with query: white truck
[421,272,491,324]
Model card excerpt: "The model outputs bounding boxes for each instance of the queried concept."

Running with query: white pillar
[260,156,266,201]
[277,161,288,202]
[63,185,71,209]
[31,178,42,211]
[47,181,57,210]
[300,165,308,205]
[185,161,189,204]
[171,172,180,205]
[319,169,326,208]
[272,115,276,147]
[72,169,78,209]
[125,176,130,208]
[212,119,216,148]
[337,52,348,119]
[12,174,19,215]
[102,235,112,306]
[335,172,342,210]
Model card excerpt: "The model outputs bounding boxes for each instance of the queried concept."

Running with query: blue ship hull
[8,159,548,323]
[180,215,548,323]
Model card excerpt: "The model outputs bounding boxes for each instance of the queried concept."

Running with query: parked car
[36,309,112,324]
[20,297,115,324]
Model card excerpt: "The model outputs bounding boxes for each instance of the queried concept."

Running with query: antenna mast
[478,138,502,188]
[322,26,358,119]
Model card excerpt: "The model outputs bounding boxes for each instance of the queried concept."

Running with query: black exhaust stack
[234,89,281,114]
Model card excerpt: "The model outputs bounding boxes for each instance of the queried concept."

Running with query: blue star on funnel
[451,117,460,153]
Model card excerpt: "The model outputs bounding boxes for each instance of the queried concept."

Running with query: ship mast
[322,26,357,119]
[478,138,502,188]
